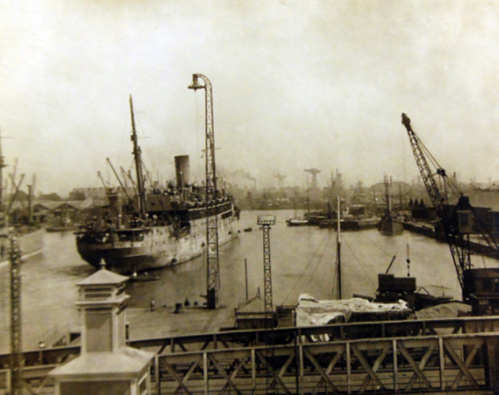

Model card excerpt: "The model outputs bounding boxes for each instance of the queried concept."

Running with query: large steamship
[75,99,239,274]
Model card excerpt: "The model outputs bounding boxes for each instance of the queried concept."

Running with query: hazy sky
[1,0,498,196]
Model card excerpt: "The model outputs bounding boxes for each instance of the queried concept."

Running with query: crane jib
[401,113,499,307]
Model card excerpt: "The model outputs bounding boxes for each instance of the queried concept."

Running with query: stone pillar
[49,266,154,395]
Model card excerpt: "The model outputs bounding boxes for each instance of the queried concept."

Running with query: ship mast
[384,173,392,213]
[129,96,146,219]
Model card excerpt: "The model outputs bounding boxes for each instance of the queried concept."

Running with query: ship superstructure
[75,98,239,274]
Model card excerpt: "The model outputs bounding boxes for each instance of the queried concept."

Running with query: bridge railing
[1,315,499,369]
[130,315,499,355]
[155,332,499,395]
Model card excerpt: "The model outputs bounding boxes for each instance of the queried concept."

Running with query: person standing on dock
[150,298,155,312]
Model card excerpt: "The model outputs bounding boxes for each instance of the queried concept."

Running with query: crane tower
[189,74,221,309]
[257,215,276,325]
[401,113,499,303]
[304,168,321,189]
[10,236,23,395]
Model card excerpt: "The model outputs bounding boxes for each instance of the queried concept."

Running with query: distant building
[33,199,93,223]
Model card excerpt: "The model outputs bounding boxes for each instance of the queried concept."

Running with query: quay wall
[403,221,499,260]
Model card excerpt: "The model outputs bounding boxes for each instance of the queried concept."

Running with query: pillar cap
[77,267,129,286]
[49,346,153,378]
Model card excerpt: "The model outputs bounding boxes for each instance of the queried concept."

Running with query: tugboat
[75,98,239,274]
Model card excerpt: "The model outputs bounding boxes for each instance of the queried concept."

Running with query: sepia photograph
[1,1,499,394]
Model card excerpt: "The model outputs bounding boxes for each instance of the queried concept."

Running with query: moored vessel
[377,174,403,236]
[75,98,239,274]
[75,187,239,274]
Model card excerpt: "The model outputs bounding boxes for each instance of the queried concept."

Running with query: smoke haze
[1,0,498,195]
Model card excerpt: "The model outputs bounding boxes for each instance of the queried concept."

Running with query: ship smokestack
[107,189,122,227]
[175,155,190,188]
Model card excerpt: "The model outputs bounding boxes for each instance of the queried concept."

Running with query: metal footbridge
[1,315,499,394]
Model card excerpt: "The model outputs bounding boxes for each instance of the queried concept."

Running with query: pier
[403,221,499,260]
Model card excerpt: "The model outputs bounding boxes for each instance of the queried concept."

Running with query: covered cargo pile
[296,294,411,327]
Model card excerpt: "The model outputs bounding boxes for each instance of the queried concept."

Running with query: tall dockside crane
[401,113,499,306]
[304,168,321,189]
[189,74,220,309]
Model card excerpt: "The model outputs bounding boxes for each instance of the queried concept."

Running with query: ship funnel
[175,155,190,188]
[107,189,122,226]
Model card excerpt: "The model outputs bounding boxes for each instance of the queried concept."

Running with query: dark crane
[401,113,499,307]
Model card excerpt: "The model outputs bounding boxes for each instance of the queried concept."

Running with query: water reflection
[0,209,498,352]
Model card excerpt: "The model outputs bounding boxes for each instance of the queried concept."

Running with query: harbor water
[1,209,498,353]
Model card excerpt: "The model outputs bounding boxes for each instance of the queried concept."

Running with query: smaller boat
[319,216,379,230]
[46,224,80,232]
[287,199,312,226]
[129,272,160,282]
[287,218,310,226]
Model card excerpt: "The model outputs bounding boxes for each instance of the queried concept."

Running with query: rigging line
[329,249,337,299]
[133,108,158,182]
[114,110,131,172]
[281,229,335,304]
[356,231,394,258]
[342,236,376,289]
[303,230,337,294]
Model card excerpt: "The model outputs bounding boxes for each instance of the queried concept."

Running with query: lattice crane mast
[10,236,23,395]
[401,113,499,302]
[189,74,220,309]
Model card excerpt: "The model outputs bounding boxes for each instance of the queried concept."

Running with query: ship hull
[378,217,404,236]
[76,207,238,274]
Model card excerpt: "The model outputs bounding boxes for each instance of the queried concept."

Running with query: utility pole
[0,132,7,210]
[244,258,248,301]
[27,185,32,225]
[189,74,220,309]
[10,236,22,395]
[258,215,276,326]
[336,197,342,299]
